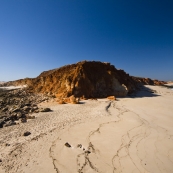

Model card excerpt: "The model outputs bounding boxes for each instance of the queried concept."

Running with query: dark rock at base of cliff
[0,88,53,128]
[3,120,16,127]
[40,108,52,112]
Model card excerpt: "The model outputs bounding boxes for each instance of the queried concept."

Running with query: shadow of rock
[161,84,173,89]
[78,101,85,104]
[127,85,160,98]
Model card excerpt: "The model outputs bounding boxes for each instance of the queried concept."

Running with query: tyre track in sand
[49,97,173,173]
[1,85,173,173]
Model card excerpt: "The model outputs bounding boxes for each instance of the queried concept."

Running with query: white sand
[0,85,173,173]
[0,85,27,90]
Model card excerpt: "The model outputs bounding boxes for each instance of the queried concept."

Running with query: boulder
[26,115,35,119]
[3,120,16,127]
[16,112,22,119]
[21,118,27,123]
[34,110,39,113]
[69,95,79,104]
[0,119,5,128]
[65,142,71,148]
[58,100,66,104]
[23,131,31,136]
[23,106,31,112]
[40,108,52,112]
[2,107,8,112]
[107,96,116,100]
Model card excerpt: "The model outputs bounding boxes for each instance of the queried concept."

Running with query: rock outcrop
[132,77,166,86]
[28,61,137,98]
[1,78,34,87]
[1,61,166,99]
[0,88,52,128]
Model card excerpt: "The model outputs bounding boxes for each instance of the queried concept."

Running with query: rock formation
[132,77,166,85]
[0,88,52,128]
[0,61,166,99]
[19,61,136,97]
[1,78,34,87]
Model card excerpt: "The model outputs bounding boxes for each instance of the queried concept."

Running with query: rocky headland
[0,61,166,128]
[0,61,172,173]
[0,61,166,98]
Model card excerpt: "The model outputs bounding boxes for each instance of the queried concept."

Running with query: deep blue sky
[0,0,173,81]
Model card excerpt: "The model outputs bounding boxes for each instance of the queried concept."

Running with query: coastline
[0,85,173,172]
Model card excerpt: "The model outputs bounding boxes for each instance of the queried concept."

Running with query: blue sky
[0,0,173,81]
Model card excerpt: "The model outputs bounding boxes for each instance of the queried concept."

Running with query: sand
[0,85,173,173]
[0,85,27,90]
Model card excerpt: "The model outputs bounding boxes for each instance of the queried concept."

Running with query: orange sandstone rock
[107,96,116,100]
[58,100,66,104]
[1,61,166,99]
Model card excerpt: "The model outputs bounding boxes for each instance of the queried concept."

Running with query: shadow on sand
[127,85,160,98]
[78,101,86,104]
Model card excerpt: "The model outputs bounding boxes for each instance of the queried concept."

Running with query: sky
[0,0,173,81]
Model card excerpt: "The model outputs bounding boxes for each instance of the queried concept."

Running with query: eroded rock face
[27,61,137,98]
[132,77,166,86]
[0,61,166,98]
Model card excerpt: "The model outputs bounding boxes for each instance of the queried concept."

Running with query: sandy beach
[0,85,173,173]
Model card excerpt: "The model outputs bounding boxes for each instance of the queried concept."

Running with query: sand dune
[0,85,173,173]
